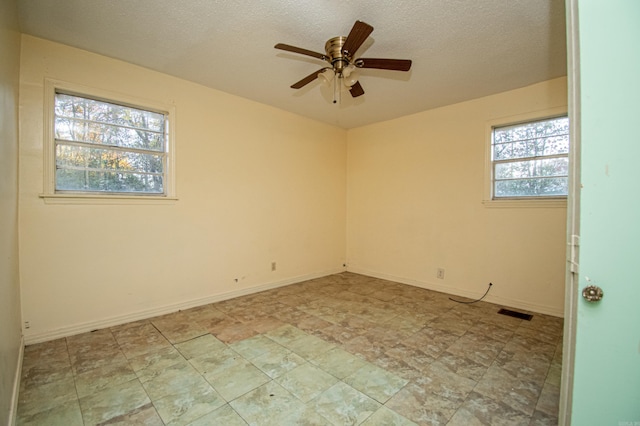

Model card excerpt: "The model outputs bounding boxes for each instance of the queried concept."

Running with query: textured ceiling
[17,0,567,129]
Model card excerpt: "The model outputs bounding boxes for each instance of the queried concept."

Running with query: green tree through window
[54,93,168,194]
[492,116,569,198]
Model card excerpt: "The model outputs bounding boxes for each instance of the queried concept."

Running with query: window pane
[495,177,568,197]
[55,93,164,132]
[494,136,569,161]
[493,141,522,160]
[495,157,568,179]
[56,144,164,173]
[495,117,569,143]
[56,169,164,193]
[53,92,169,195]
[492,116,569,199]
[538,136,569,156]
[55,117,164,152]
[493,117,569,161]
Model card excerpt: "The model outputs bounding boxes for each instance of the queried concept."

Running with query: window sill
[39,193,178,205]
[482,198,567,209]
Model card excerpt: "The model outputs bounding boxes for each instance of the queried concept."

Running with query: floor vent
[498,308,533,321]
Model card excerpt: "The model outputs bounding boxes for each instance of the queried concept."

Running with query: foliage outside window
[491,116,569,199]
[54,92,168,195]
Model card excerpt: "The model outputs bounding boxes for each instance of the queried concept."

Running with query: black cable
[449,282,493,304]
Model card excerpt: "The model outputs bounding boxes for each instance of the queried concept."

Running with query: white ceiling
[17,0,567,129]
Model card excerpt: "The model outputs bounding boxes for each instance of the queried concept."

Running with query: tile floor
[17,272,563,425]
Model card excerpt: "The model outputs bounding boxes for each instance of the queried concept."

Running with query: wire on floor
[449,282,492,304]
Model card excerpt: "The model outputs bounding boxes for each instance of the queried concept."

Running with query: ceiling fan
[275,20,412,103]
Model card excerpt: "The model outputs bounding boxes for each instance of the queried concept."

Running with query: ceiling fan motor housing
[325,36,350,73]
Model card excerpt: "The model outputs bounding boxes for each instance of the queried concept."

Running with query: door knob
[582,285,604,302]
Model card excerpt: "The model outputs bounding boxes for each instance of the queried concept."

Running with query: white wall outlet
[437,268,445,279]
[271,261,277,271]
[24,321,30,329]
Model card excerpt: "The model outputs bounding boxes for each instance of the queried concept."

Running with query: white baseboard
[347,267,564,318]
[8,336,24,426]
[23,267,345,345]
[23,265,562,346]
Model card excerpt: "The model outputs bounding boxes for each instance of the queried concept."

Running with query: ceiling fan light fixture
[343,70,359,87]
[318,68,335,85]
[342,64,355,78]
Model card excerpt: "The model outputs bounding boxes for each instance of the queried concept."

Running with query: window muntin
[491,116,569,199]
[54,92,168,195]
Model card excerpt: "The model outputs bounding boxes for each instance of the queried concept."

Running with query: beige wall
[0,0,22,422]
[19,36,347,343]
[347,77,568,316]
[18,34,567,345]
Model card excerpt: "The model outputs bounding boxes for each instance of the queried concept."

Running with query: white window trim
[483,106,568,208]
[41,79,177,204]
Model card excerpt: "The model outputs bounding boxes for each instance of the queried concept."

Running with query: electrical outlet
[437,268,445,279]
[271,261,276,271]
[24,321,30,329]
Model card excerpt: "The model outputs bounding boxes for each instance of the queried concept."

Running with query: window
[51,90,171,196]
[491,116,569,199]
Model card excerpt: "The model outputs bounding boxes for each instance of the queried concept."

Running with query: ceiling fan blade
[290,68,326,89]
[355,58,412,71]
[275,43,327,61]
[349,81,365,97]
[341,20,374,57]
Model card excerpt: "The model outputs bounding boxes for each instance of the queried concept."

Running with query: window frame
[483,107,568,208]
[42,79,177,204]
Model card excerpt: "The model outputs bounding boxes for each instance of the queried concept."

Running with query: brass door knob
[582,285,604,302]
